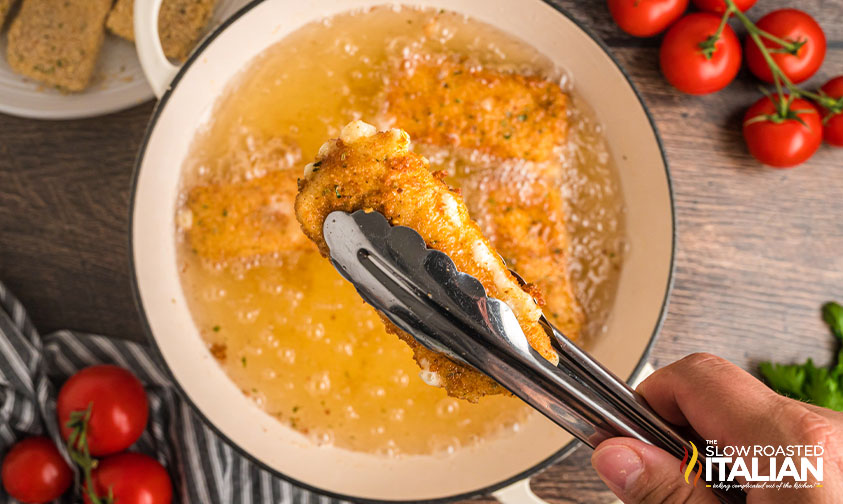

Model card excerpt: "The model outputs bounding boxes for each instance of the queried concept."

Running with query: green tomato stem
[66,404,114,504]
[698,7,732,59]
[723,0,834,113]
[755,28,803,54]
[714,9,730,37]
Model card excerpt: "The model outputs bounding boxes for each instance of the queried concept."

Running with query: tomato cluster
[1,366,172,504]
[608,0,843,168]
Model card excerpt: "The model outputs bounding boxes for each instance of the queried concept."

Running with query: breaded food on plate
[6,0,111,91]
[295,120,558,402]
[0,0,17,26]
[106,0,217,62]
[460,166,583,341]
[183,168,315,263]
[384,56,567,162]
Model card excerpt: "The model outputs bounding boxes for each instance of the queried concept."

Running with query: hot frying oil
[177,6,625,456]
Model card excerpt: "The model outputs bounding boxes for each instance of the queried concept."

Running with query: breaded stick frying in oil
[386,56,583,341]
[295,121,558,402]
[461,168,584,340]
[183,168,315,263]
[384,56,567,163]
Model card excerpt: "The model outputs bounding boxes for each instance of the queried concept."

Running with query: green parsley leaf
[759,361,807,400]
[759,301,843,411]
[822,302,843,340]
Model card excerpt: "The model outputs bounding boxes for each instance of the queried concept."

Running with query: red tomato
[57,365,148,456]
[660,13,742,95]
[743,96,822,168]
[745,9,826,84]
[608,0,689,38]
[820,76,843,147]
[692,0,756,14]
[2,437,73,503]
[84,453,172,504]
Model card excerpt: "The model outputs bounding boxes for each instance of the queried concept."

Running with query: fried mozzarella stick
[385,56,583,340]
[183,169,314,263]
[384,57,568,162]
[295,121,557,402]
[461,169,584,341]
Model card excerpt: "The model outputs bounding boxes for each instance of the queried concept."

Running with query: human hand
[591,353,843,503]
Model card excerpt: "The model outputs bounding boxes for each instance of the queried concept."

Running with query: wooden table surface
[2,1,842,502]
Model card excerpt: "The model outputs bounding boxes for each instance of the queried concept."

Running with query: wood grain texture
[1,1,842,503]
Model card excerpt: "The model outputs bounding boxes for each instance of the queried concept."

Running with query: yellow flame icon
[679,441,703,486]
[683,442,699,484]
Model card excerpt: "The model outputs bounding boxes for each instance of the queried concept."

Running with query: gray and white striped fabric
[0,281,347,504]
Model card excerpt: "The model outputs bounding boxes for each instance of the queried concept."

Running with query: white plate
[0,0,249,120]
[0,34,152,120]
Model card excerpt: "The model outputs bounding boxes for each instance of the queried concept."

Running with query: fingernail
[592,445,644,491]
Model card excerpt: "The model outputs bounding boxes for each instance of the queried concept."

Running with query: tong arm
[323,210,744,503]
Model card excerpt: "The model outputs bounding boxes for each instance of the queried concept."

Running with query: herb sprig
[760,302,843,411]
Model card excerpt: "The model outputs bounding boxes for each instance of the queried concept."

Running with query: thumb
[591,438,719,504]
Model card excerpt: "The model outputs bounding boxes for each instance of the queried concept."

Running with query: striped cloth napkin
[0,281,345,504]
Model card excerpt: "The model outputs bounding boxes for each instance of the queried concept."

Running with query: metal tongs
[323,210,745,503]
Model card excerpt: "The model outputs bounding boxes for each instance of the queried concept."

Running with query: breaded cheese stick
[385,55,582,340]
[183,169,315,263]
[461,168,584,340]
[6,0,111,91]
[0,0,16,26]
[295,121,558,402]
[106,0,216,62]
[384,56,567,162]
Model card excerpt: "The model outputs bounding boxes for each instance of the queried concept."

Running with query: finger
[635,353,805,446]
[794,398,843,426]
[592,437,719,504]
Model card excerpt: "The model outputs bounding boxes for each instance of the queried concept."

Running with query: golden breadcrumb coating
[386,55,581,340]
[106,0,217,62]
[184,169,315,263]
[6,0,111,91]
[0,0,16,26]
[460,167,583,341]
[384,56,567,162]
[295,121,557,402]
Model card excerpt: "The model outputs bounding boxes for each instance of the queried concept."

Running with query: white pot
[129,0,675,501]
